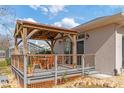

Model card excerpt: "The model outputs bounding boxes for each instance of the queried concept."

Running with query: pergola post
[72,35,77,65]
[21,27,28,88]
[14,36,19,54]
[50,40,54,54]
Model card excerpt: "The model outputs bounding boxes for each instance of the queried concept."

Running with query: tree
[0,34,10,50]
[0,6,16,48]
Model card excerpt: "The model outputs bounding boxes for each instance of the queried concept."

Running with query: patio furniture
[31,57,42,73]
[39,57,48,69]
[48,56,54,69]
[58,56,62,64]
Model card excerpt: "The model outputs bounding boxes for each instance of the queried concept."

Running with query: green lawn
[0,59,18,88]
[0,59,11,76]
[0,60,8,67]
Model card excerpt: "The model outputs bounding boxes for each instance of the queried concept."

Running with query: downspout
[114,23,124,75]
[114,24,117,75]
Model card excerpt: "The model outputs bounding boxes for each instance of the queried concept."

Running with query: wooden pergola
[14,20,78,87]
[14,20,78,55]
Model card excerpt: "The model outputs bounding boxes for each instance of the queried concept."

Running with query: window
[77,40,84,54]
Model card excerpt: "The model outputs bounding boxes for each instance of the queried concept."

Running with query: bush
[5,58,11,66]
[0,61,7,67]
[61,71,68,83]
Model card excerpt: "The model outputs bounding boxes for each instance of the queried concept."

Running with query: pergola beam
[22,25,77,35]
[27,29,39,39]
[14,24,23,37]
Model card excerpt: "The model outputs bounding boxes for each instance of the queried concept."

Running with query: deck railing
[11,54,95,86]
[11,54,95,73]
[11,55,24,74]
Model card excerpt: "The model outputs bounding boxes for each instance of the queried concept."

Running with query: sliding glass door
[77,40,84,65]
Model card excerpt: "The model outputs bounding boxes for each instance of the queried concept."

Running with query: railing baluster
[24,55,27,88]
[81,55,84,76]
[54,55,57,85]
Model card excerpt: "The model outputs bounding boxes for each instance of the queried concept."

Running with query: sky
[1,5,124,35]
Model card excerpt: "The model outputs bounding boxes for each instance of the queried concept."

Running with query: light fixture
[85,33,90,40]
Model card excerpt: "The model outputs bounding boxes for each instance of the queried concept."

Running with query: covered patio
[11,20,95,88]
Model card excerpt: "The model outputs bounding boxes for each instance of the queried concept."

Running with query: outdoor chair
[58,56,62,64]
[31,57,42,73]
[48,56,54,69]
[39,57,48,69]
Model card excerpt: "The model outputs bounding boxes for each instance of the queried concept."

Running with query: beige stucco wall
[83,24,116,75]
[55,23,124,75]
[54,39,64,54]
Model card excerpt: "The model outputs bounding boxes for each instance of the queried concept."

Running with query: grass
[0,59,11,76]
[0,59,14,88]
[0,60,8,67]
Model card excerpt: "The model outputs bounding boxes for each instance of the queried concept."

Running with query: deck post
[54,55,58,85]
[23,55,27,88]
[21,27,28,88]
[81,55,85,75]
[72,35,77,65]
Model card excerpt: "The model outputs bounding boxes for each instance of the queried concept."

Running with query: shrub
[5,58,11,66]
[61,71,68,83]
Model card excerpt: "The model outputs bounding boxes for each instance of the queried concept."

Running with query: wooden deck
[11,54,95,87]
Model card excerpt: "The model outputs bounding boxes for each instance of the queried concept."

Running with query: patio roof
[14,20,78,55]
[14,20,78,40]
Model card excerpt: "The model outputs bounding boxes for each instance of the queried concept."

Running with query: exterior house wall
[55,24,124,75]
[54,39,64,54]
[53,33,65,54]
[84,24,116,75]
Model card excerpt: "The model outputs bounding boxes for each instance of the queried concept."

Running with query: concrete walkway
[89,74,112,79]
